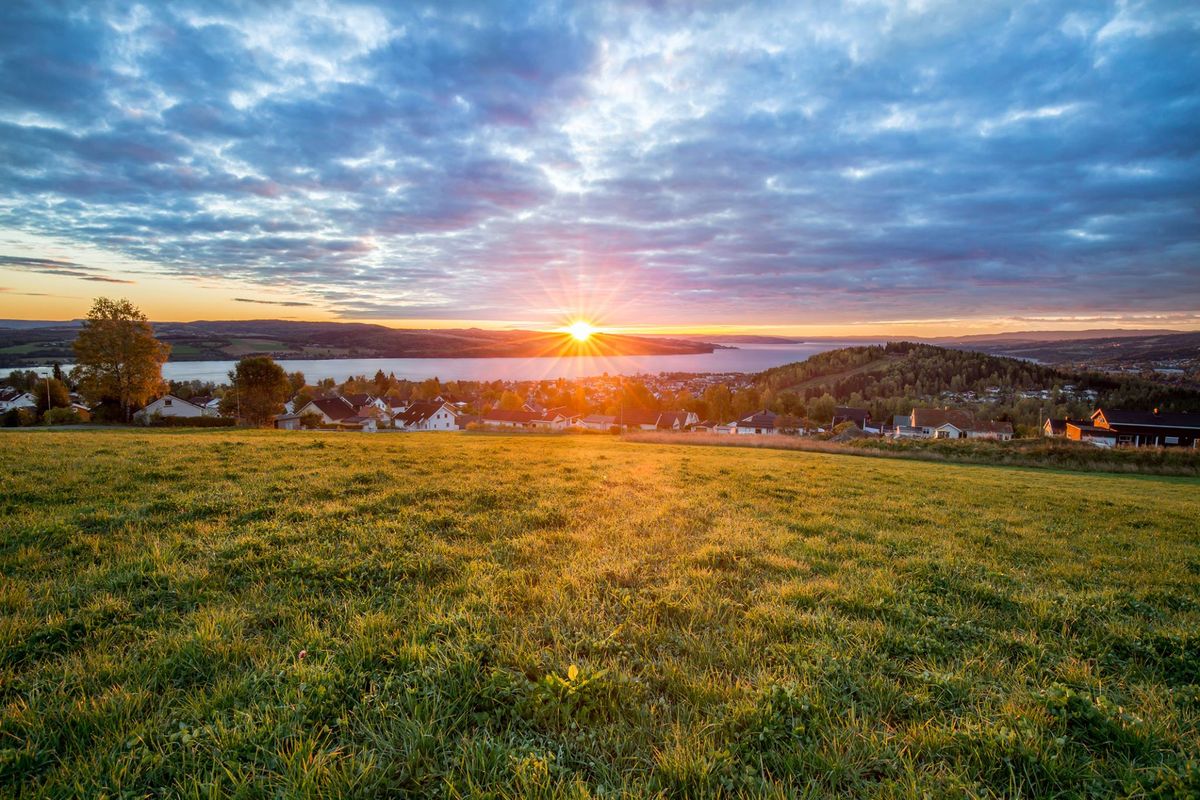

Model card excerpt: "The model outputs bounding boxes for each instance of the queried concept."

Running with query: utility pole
[45,373,51,426]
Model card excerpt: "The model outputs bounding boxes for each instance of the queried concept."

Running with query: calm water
[10,342,871,384]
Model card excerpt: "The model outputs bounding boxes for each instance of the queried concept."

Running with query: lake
[9,342,871,384]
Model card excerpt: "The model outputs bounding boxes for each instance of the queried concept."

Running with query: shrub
[145,416,237,428]
[42,408,82,426]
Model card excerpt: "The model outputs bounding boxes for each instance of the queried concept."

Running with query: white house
[734,410,780,435]
[134,394,212,421]
[578,413,616,431]
[398,401,460,431]
[481,409,570,430]
[0,387,37,412]
[295,397,358,425]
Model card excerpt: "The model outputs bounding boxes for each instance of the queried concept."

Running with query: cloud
[0,254,136,284]
[0,1,1197,325]
[233,297,314,307]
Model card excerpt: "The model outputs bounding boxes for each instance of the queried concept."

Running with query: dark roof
[657,411,691,428]
[581,414,616,425]
[342,393,378,407]
[1094,408,1200,430]
[1045,418,1089,434]
[483,409,539,423]
[0,387,29,402]
[616,409,662,427]
[307,396,357,420]
[832,406,870,426]
[912,408,974,429]
[398,401,451,425]
[973,420,1014,434]
[737,409,778,429]
[1068,423,1118,436]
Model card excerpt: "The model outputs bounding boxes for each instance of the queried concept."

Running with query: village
[8,374,1194,448]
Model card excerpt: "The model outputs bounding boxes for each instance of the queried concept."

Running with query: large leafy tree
[221,356,290,426]
[72,298,170,421]
[33,377,71,415]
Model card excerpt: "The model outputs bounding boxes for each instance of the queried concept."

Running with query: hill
[755,342,1200,427]
[0,319,717,365]
[2,429,1198,797]
[964,331,1200,366]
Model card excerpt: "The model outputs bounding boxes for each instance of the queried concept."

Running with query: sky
[0,0,1198,336]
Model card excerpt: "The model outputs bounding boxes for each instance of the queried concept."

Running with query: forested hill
[755,342,1200,420]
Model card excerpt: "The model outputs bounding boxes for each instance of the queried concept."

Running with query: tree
[498,390,523,411]
[34,377,70,415]
[287,371,306,394]
[221,356,290,426]
[71,298,169,421]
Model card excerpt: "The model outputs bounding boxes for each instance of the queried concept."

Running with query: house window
[164,399,172,406]
[1165,436,1179,445]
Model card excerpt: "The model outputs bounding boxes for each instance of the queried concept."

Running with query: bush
[145,416,237,428]
[42,408,82,426]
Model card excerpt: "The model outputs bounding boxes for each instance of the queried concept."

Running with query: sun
[565,320,597,342]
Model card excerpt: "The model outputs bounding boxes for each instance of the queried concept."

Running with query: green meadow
[1,430,1198,798]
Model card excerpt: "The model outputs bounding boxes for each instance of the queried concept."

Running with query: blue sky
[0,0,1198,333]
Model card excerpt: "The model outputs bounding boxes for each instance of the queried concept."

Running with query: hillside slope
[756,342,1200,416]
[2,430,1198,797]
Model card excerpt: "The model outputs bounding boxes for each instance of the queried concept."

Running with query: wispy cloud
[0,255,135,284]
[0,2,1197,324]
[233,297,314,307]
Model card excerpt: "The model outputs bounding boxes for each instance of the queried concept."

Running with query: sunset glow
[565,321,597,342]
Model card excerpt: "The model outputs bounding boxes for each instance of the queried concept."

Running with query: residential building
[1086,408,1199,447]
[295,396,358,425]
[397,401,460,431]
[0,387,37,412]
[134,394,213,421]
[832,406,870,429]
[734,409,780,435]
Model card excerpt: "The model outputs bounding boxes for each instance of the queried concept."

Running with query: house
[734,410,780,435]
[273,413,303,430]
[657,410,700,430]
[832,406,870,429]
[397,401,460,431]
[334,415,378,433]
[295,396,358,425]
[910,408,975,438]
[70,402,92,422]
[907,408,1012,440]
[1043,418,1090,437]
[613,409,663,431]
[1086,408,1200,447]
[480,409,569,430]
[1065,422,1120,448]
[0,387,37,412]
[967,420,1014,440]
[692,419,719,432]
[890,414,923,438]
[134,394,212,421]
[578,413,617,431]
[343,393,390,415]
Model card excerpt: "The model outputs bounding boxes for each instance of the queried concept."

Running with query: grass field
[2,430,1198,798]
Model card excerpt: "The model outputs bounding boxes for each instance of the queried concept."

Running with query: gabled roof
[483,408,563,423]
[615,409,662,427]
[833,406,870,425]
[1093,408,1200,430]
[580,413,616,425]
[912,408,974,429]
[306,396,357,421]
[149,393,206,411]
[398,401,454,425]
[972,420,1014,434]
[0,387,31,402]
[342,393,378,407]
[1045,418,1090,434]
[737,409,778,429]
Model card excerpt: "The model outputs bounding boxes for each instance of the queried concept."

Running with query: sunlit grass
[1,429,1197,797]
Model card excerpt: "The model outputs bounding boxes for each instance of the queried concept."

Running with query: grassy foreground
[1,430,1198,798]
